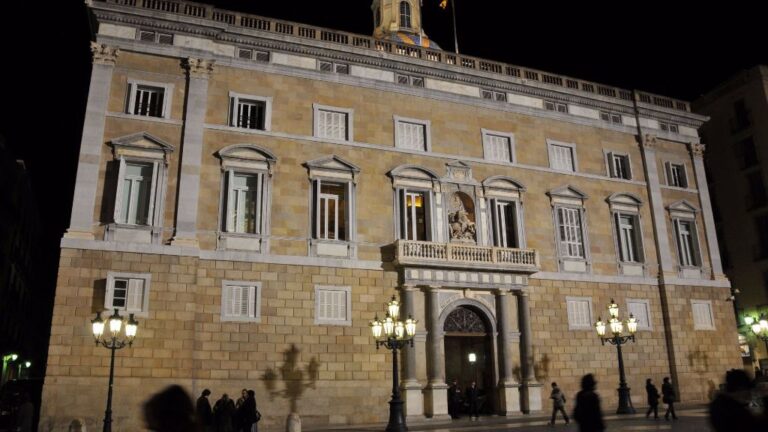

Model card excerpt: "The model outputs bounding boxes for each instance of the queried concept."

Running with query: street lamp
[370,295,417,432]
[91,309,138,432]
[595,299,637,414]
[745,314,768,354]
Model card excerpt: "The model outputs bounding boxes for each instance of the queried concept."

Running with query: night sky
[0,1,765,303]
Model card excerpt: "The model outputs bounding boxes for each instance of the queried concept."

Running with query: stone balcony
[393,240,540,274]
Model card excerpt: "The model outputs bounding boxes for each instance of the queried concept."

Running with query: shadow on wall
[688,350,710,374]
[512,352,551,382]
[262,344,320,414]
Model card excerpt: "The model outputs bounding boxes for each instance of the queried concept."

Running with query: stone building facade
[694,65,768,368]
[42,0,741,430]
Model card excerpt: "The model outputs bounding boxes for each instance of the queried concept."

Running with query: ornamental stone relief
[448,192,476,242]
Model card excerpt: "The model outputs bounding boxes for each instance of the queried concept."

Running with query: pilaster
[517,289,542,413]
[423,286,449,419]
[399,284,424,419]
[495,289,521,415]
[688,142,726,280]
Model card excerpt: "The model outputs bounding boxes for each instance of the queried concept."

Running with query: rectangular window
[315,286,352,326]
[659,122,679,133]
[132,85,165,118]
[675,219,699,267]
[106,272,150,315]
[395,119,428,151]
[314,181,347,241]
[315,107,351,141]
[608,153,631,180]
[225,172,265,234]
[627,299,651,330]
[231,98,266,130]
[221,282,260,322]
[236,48,270,62]
[550,144,575,172]
[481,89,507,102]
[616,214,641,263]
[396,74,425,87]
[400,190,430,241]
[600,111,623,125]
[484,134,513,163]
[557,207,585,258]
[491,200,519,248]
[119,162,154,225]
[566,297,593,330]
[544,100,568,113]
[319,61,350,74]
[138,30,174,45]
[691,300,715,330]
[666,162,688,188]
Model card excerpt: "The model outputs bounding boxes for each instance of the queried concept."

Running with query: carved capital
[688,142,706,158]
[183,57,215,79]
[90,42,119,66]
[640,134,658,150]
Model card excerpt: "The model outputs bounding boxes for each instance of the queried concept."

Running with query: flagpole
[450,0,459,54]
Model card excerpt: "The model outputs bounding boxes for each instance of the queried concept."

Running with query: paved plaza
[305,406,713,432]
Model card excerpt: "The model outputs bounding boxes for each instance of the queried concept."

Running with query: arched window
[399,1,412,29]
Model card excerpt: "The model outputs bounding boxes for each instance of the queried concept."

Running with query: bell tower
[372,0,428,41]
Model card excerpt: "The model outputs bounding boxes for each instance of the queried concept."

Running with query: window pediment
[109,132,174,162]
[304,155,360,182]
[606,192,643,213]
[547,185,588,206]
[388,164,439,190]
[483,176,525,200]
[667,200,699,218]
[217,144,277,174]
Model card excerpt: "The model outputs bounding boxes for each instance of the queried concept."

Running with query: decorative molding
[183,57,215,79]
[91,42,119,65]
[641,134,658,150]
[688,142,706,158]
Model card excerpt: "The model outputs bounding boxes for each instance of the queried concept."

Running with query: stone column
[400,284,424,419]
[689,142,725,279]
[496,289,521,415]
[65,43,119,240]
[638,134,676,280]
[170,58,215,248]
[517,289,542,413]
[423,286,449,419]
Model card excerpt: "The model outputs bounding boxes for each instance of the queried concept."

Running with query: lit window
[399,1,412,28]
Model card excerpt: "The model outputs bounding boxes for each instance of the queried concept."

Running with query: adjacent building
[42,0,741,429]
[694,65,768,370]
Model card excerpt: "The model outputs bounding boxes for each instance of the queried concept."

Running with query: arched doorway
[443,305,495,415]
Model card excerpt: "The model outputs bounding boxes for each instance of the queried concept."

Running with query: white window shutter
[226,170,235,232]
[665,162,673,186]
[146,161,159,226]
[239,286,249,317]
[114,158,127,223]
[105,275,115,310]
[607,152,616,177]
[399,188,407,239]
[127,83,136,114]
[222,284,231,317]
[229,96,236,127]
[230,286,242,317]
[255,173,263,235]
[247,285,256,318]
[127,279,144,312]
[314,179,321,239]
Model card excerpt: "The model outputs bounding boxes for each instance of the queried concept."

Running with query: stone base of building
[403,381,424,419]
[423,383,450,419]
[497,382,521,415]
[520,381,543,413]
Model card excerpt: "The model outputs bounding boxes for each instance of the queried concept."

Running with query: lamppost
[91,309,138,432]
[370,295,417,432]
[745,314,768,355]
[594,299,638,414]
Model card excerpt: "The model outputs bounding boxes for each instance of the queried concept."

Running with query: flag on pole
[439,0,448,9]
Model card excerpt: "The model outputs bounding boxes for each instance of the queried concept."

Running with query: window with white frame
[482,130,515,163]
[627,299,651,330]
[395,117,430,151]
[314,181,347,241]
[490,199,520,248]
[314,285,352,326]
[615,213,642,263]
[665,162,688,188]
[691,300,715,330]
[105,272,150,315]
[127,80,173,119]
[229,93,271,130]
[221,281,261,322]
[314,104,352,141]
[600,111,623,125]
[306,156,358,258]
[607,152,631,180]
[399,1,412,28]
[481,89,507,102]
[225,172,266,234]
[398,189,432,241]
[557,207,585,258]
[544,100,568,113]
[566,297,593,330]
[674,218,700,267]
[548,141,576,172]
[117,162,154,225]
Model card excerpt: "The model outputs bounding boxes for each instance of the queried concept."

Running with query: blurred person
[573,374,604,432]
[143,384,201,432]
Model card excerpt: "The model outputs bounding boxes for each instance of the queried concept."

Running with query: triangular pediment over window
[606,192,643,206]
[388,164,439,189]
[547,185,588,201]
[667,200,699,214]
[109,132,174,161]
[218,144,277,173]
[304,155,360,181]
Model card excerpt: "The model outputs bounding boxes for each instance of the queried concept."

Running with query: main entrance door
[443,306,495,415]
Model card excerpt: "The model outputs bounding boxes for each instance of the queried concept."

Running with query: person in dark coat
[573,374,604,432]
[447,379,462,419]
[709,369,765,431]
[143,385,202,432]
[237,389,258,432]
[645,378,660,419]
[548,382,569,425]
[213,393,236,432]
[465,381,480,421]
[15,392,34,432]
[196,389,214,431]
[661,377,677,420]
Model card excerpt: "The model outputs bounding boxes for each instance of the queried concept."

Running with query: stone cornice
[183,57,215,79]
[91,42,119,65]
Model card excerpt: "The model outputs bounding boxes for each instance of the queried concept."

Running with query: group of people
[548,374,679,430]
[143,386,261,432]
[447,379,481,420]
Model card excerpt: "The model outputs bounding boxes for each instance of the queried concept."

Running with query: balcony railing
[97,0,691,113]
[395,240,539,272]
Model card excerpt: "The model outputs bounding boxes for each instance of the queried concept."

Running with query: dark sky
[2,0,765,248]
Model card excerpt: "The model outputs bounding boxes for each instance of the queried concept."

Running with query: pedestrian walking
[548,382,569,426]
[709,369,766,431]
[197,389,214,431]
[213,393,236,432]
[143,385,202,432]
[573,374,604,432]
[645,378,660,419]
[661,377,677,420]
[447,379,462,419]
[465,381,480,421]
